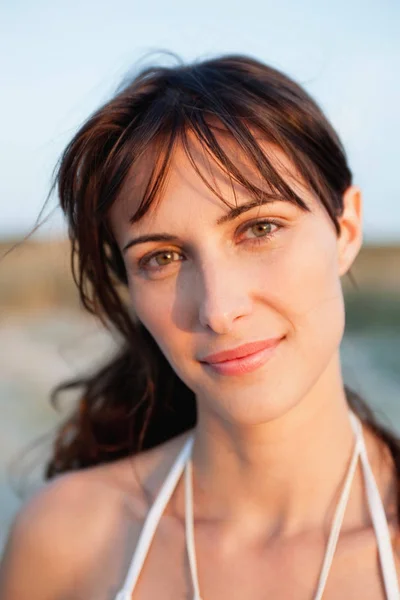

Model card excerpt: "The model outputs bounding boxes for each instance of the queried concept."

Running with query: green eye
[240,219,281,243]
[140,249,183,272]
[251,222,273,237]
[154,251,177,266]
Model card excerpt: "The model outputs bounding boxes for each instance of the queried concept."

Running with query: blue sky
[1,0,399,242]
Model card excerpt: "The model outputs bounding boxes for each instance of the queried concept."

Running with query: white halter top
[114,413,399,599]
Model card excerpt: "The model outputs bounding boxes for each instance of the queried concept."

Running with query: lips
[200,338,283,364]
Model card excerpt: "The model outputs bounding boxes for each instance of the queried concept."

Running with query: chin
[193,346,343,427]
[192,367,302,426]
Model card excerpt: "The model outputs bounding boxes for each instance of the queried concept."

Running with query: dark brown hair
[46,54,400,524]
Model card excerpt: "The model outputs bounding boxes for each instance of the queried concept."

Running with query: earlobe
[337,185,363,277]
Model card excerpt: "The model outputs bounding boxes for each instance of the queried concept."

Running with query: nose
[197,261,253,334]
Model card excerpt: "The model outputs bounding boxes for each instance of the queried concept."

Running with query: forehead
[108,131,316,236]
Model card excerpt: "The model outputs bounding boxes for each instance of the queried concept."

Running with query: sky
[0,0,399,243]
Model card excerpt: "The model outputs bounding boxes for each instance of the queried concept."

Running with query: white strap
[185,425,361,600]
[352,415,400,599]
[185,459,203,600]
[114,591,130,600]
[313,433,361,599]
[116,435,194,596]
[185,414,399,600]
[117,413,399,600]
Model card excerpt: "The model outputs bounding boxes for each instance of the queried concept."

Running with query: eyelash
[137,218,283,274]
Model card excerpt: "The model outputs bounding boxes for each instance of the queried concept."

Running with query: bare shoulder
[0,470,119,599]
[0,430,192,599]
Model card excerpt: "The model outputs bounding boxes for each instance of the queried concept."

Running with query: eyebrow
[122,197,283,253]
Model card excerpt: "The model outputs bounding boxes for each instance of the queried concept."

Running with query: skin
[110,135,364,531]
[0,133,398,599]
[108,134,397,596]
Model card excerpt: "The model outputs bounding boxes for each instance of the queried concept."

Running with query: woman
[0,54,399,599]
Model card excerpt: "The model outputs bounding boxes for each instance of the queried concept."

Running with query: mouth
[199,337,284,376]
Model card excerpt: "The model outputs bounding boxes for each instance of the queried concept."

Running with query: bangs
[56,53,350,320]
[118,112,312,230]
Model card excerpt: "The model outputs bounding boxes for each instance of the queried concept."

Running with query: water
[0,310,399,554]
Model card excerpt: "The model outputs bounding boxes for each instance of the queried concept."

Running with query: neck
[190,354,358,536]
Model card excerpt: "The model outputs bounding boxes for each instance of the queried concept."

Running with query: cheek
[129,282,183,358]
[270,222,345,351]
[130,283,197,389]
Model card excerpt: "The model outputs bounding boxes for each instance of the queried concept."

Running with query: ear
[337,185,363,277]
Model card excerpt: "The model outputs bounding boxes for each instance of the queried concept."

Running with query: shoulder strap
[313,428,361,600]
[115,434,194,598]
[185,415,362,600]
[350,414,400,599]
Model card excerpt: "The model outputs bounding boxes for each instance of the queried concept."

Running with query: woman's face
[109,136,362,425]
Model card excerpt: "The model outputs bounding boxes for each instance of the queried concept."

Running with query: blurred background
[0,0,399,553]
